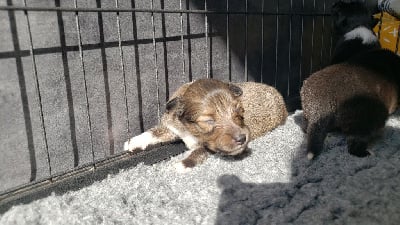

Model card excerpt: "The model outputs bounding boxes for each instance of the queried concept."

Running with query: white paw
[173,161,192,173]
[307,152,314,160]
[124,132,153,152]
[367,149,375,156]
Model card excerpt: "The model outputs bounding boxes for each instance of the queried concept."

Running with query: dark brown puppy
[125,79,288,172]
[300,1,400,159]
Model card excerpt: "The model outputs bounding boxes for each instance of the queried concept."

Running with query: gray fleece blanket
[1,110,400,225]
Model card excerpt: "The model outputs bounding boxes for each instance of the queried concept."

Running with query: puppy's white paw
[173,161,192,173]
[367,149,375,156]
[124,132,154,152]
[307,152,314,160]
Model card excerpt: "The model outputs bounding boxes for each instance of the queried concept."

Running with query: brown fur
[301,64,398,122]
[301,63,398,158]
[125,78,288,171]
[300,1,400,159]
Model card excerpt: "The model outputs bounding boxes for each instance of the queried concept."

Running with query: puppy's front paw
[173,161,193,173]
[124,132,154,152]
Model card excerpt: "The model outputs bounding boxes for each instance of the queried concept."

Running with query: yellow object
[373,12,400,55]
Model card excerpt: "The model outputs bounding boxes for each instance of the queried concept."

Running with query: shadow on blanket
[215,118,400,224]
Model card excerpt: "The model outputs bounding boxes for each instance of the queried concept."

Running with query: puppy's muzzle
[234,134,247,145]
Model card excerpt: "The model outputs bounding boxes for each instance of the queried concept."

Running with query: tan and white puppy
[124,79,288,172]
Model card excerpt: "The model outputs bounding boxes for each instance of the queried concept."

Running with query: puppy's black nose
[234,134,247,145]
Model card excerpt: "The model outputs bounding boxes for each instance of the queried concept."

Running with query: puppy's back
[236,82,288,139]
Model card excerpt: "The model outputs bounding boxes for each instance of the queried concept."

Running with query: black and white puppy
[330,1,380,64]
[300,1,400,159]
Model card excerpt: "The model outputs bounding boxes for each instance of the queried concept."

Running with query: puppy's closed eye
[196,116,215,132]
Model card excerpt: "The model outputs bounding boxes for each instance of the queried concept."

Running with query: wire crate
[0,0,385,207]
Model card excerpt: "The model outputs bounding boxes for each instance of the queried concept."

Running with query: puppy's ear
[166,97,185,117]
[228,84,243,97]
[331,1,346,25]
[331,1,345,14]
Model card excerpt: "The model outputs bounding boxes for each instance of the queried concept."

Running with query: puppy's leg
[306,115,333,160]
[347,129,383,157]
[124,126,179,152]
[347,135,370,157]
[174,147,209,173]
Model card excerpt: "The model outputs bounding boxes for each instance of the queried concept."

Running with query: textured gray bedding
[1,110,400,225]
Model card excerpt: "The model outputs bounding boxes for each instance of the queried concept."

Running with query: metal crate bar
[309,0,316,74]
[129,0,144,133]
[226,0,231,81]
[115,0,131,141]
[22,0,53,181]
[274,1,279,87]
[260,0,264,82]
[0,5,331,16]
[319,0,327,70]
[179,0,186,79]
[244,0,248,81]
[288,0,293,97]
[73,0,96,168]
[185,0,193,82]
[151,0,161,121]
[205,0,209,78]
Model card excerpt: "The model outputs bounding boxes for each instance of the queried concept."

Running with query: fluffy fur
[124,79,288,172]
[300,1,400,159]
[330,1,380,64]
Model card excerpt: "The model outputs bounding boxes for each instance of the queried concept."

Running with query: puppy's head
[332,1,379,36]
[167,79,250,156]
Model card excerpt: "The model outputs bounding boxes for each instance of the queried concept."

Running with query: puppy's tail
[336,95,389,156]
[306,115,334,160]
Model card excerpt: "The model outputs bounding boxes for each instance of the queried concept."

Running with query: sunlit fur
[125,78,288,171]
[166,79,250,156]
[300,1,400,159]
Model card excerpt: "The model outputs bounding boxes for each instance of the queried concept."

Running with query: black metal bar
[319,0,327,70]
[288,0,293,97]
[0,5,332,16]
[329,9,334,60]
[115,0,131,142]
[226,0,231,81]
[179,0,186,79]
[274,0,279,87]
[309,0,316,74]
[205,0,209,78]
[150,0,161,121]
[7,0,38,182]
[130,0,144,132]
[260,0,264,83]
[74,0,95,167]
[22,0,52,180]
[245,0,248,81]
[186,0,193,82]
[55,0,80,167]
[160,0,170,101]
[0,32,219,59]
[299,0,305,83]
[95,0,115,157]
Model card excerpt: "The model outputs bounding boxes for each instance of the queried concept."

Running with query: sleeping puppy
[124,79,288,172]
[300,1,400,159]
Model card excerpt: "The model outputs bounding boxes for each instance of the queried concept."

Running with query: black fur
[336,95,389,136]
[348,49,400,85]
[330,1,380,64]
[331,39,380,64]
[301,1,400,159]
